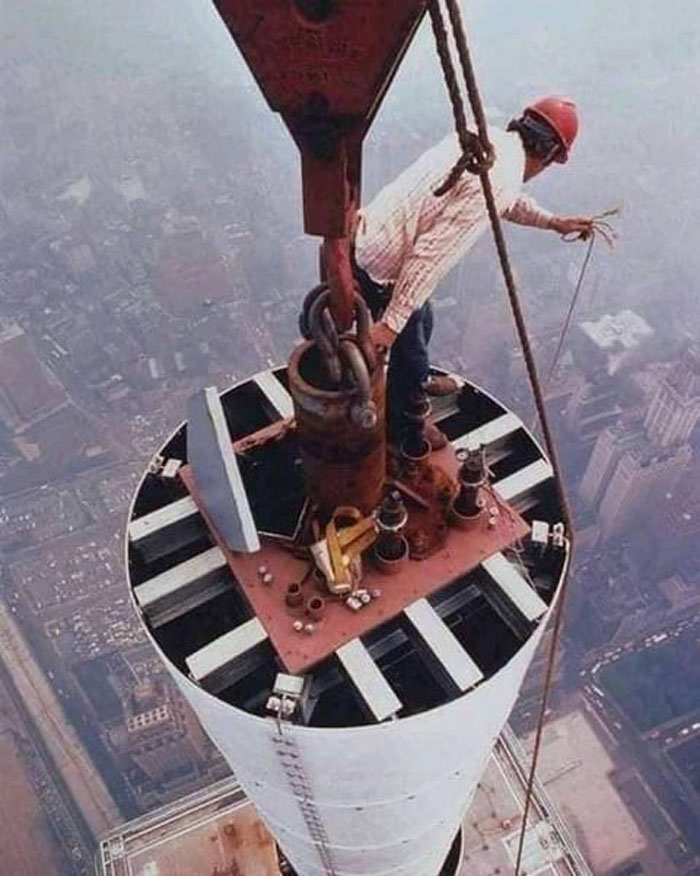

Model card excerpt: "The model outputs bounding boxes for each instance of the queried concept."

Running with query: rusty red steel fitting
[374,534,409,574]
[374,491,410,574]
[287,340,386,517]
[285,581,304,608]
[450,442,488,529]
[305,595,326,621]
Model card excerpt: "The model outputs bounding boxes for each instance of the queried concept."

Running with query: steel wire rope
[426,3,577,874]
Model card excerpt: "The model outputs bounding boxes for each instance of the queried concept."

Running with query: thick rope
[429,0,574,546]
[427,5,577,875]
[427,0,493,195]
[443,0,492,160]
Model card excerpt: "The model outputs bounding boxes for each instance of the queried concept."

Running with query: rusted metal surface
[387,447,456,559]
[322,236,356,332]
[232,417,293,455]
[118,796,279,876]
[287,340,386,517]
[211,0,427,238]
[179,443,529,675]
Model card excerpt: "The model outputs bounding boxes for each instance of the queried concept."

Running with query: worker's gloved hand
[370,321,397,353]
[549,215,595,238]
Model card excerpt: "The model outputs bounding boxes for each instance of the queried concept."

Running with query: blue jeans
[354,264,433,435]
[387,300,433,431]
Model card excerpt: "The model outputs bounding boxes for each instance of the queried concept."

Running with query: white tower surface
[126,367,569,876]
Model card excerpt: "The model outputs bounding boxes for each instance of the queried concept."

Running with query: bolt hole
[293,0,336,25]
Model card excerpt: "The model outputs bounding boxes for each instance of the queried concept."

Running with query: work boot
[425,374,459,397]
[424,421,448,451]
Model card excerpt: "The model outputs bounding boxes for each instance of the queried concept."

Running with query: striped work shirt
[355,127,554,334]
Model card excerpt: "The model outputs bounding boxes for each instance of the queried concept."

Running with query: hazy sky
[2,0,700,331]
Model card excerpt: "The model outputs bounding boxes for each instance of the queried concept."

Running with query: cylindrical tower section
[126,367,569,876]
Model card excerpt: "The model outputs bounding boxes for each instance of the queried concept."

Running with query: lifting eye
[293,0,337,26]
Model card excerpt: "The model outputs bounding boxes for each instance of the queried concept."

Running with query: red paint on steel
[210,1,426,237]
[322,236,356,332]
[287,340,386,517]
[180,443,529,674]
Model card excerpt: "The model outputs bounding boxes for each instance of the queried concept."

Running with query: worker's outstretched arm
[504,195,593,236]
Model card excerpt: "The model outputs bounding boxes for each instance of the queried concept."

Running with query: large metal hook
[299,282,328,339]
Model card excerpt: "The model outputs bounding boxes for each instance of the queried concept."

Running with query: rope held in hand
[540,208,620,403]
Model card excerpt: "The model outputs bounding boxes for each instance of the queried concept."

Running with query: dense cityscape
[0,2,699,875]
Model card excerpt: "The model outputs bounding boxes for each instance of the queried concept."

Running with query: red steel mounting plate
[180,443,529,674]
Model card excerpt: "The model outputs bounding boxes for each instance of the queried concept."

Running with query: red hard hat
[524,96,579,163]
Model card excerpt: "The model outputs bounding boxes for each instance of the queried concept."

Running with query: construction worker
[354,96,593,450]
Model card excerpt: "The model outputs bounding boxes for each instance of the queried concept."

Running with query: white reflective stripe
[134,546,226,612]
[336,638,402,722]
[451,412,521,451]
[254,371,294,419]
[186,618,269,684]
[481,552,547,622]
[128,495,198,543]
[404,598,483,692]
[493,459,553,501]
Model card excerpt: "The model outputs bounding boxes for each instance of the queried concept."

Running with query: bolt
[371,588,382,599]
[292,620,304,632]
[262,572,274,586]
[303,623,316,635]
[352,401,377,430]
[258,565,268,577]
[286,581,304,607]
[409,529,429,553]
[294,0,337,25]
[306,595,326,621]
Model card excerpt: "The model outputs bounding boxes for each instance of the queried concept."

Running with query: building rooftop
[579,310,653,353]
[0,329,66,424]
[97,779,280,876]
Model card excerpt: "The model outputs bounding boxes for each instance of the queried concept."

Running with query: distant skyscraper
[109,677,210,787]
[579,424,630,508]
[597,441,691,540]
[644,345,700,449]
[580,344,700,542]
[563,375,621,451]
[572,309,654,379]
